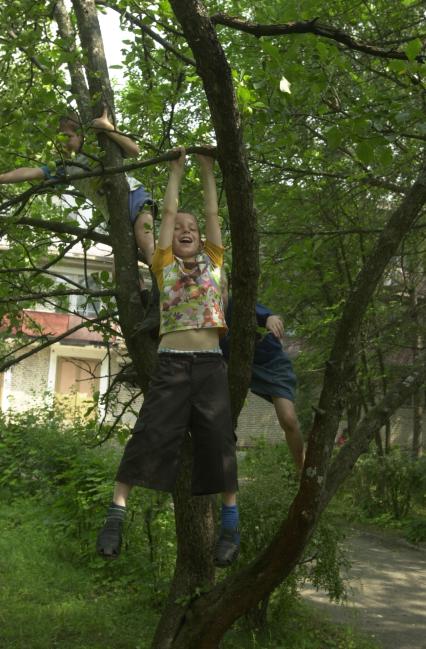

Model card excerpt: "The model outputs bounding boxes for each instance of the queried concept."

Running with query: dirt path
[302,527,426,649]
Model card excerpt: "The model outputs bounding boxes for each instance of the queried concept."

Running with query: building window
[55,356,101,417]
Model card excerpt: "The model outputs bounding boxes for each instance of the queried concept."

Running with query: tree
[0,1,425,647]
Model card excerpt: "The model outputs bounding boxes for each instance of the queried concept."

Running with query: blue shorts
[129,186,157,224]
[250,350,297,403]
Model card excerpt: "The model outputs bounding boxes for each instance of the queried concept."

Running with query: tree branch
[211,14,426,63]
[0,215,110,245]
[0,287,115,305]
[0,146,215,214]
[99,1,196,67]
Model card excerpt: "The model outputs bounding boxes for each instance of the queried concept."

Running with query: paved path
[302,528,426,649]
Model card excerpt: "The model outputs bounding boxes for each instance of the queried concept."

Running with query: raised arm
[157,147,186,249]
[196,153,221,247]
[0,167,44,184]
[91,108,140,158]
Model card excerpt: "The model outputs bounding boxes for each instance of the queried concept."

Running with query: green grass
[0,497,380,649]
[223,598,380,649]
[0,498,156,649]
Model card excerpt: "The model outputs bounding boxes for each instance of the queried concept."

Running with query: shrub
[345,449,425,520]
[0,406,176,598]
[232,440,348,630]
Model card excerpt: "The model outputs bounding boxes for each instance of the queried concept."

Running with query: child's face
[172,213,201,260]
[59,125,83,154]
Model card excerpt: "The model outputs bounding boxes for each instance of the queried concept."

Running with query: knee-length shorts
[251,350,297,403]
[116,353,238,495]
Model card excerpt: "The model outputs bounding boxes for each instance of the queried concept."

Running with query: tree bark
[153,156,426,646]
[53,0,92,123]
[51,3,426,647]
[151,436,216,649]
[71,0,157,389]
[169,0,259,424]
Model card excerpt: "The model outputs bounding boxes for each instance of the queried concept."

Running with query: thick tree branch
[0,147,215,214]
[72,0,158,391]
[53,0,92,122]
[211,14,426,62]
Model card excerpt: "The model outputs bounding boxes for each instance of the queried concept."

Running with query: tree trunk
[409,282,423,459]
[152,437,216,649]
[64,3,426,647]
[71,0,157,389]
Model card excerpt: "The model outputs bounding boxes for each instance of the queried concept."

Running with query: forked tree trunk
[67,2,426,647]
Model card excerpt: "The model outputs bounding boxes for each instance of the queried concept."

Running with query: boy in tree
[0,108,156,265]
[221,279,305,475]
[97,147,240,568]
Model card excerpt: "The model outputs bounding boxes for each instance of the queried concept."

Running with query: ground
[302,527,426,649]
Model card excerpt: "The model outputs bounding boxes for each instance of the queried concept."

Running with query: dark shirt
[220,298,283,365]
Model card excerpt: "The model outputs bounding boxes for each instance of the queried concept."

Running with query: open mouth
[179,237,193,244]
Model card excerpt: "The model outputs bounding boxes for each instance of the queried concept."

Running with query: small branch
[101,2,196,67]
[0,215,111,245]
[0,288,115,305]
[258,221,426,237]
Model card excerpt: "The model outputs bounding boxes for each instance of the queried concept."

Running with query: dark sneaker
[96,518,123,559]
[214,529,240,567]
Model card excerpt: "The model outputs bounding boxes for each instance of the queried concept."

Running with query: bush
[345,449,426,521]
[232,440,348,631]
[0,406,176,599]
[405,516,426,544]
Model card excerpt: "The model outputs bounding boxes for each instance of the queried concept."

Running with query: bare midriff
[158,328,221,351]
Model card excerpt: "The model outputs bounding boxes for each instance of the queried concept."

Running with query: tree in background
[0,1,425,647]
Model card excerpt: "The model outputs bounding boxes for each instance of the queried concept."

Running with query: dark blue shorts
[129,186,157,224]
[250,350,297,403]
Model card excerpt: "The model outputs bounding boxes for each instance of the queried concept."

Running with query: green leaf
[388,59,408,74]
[260,40,282,64]
[356,141,374,165]
[377,146,393,167]
[405,39,422,62]
[326,126,343,150]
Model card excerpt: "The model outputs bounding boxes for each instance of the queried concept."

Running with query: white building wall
[6,347,51,412]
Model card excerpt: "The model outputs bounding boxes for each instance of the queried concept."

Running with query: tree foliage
[0,1,426,647]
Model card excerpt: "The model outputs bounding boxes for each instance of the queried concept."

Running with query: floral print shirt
[151,240,227,337]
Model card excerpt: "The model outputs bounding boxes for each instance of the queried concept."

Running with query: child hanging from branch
[0,107,156,266]
[96,147,240,567]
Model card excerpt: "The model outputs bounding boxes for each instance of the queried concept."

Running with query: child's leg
[96,482,132,558]
[222,492,237,506]
[214,491,240,567]
[113,481,132,506]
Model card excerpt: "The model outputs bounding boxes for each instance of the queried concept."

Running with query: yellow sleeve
[151,245,174,289]
[204,240,224,267]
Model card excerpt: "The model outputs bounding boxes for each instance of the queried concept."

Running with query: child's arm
[196,153,221,247]
[157,147,186,249]
[91,108,140,158]
[0,167,45,184]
